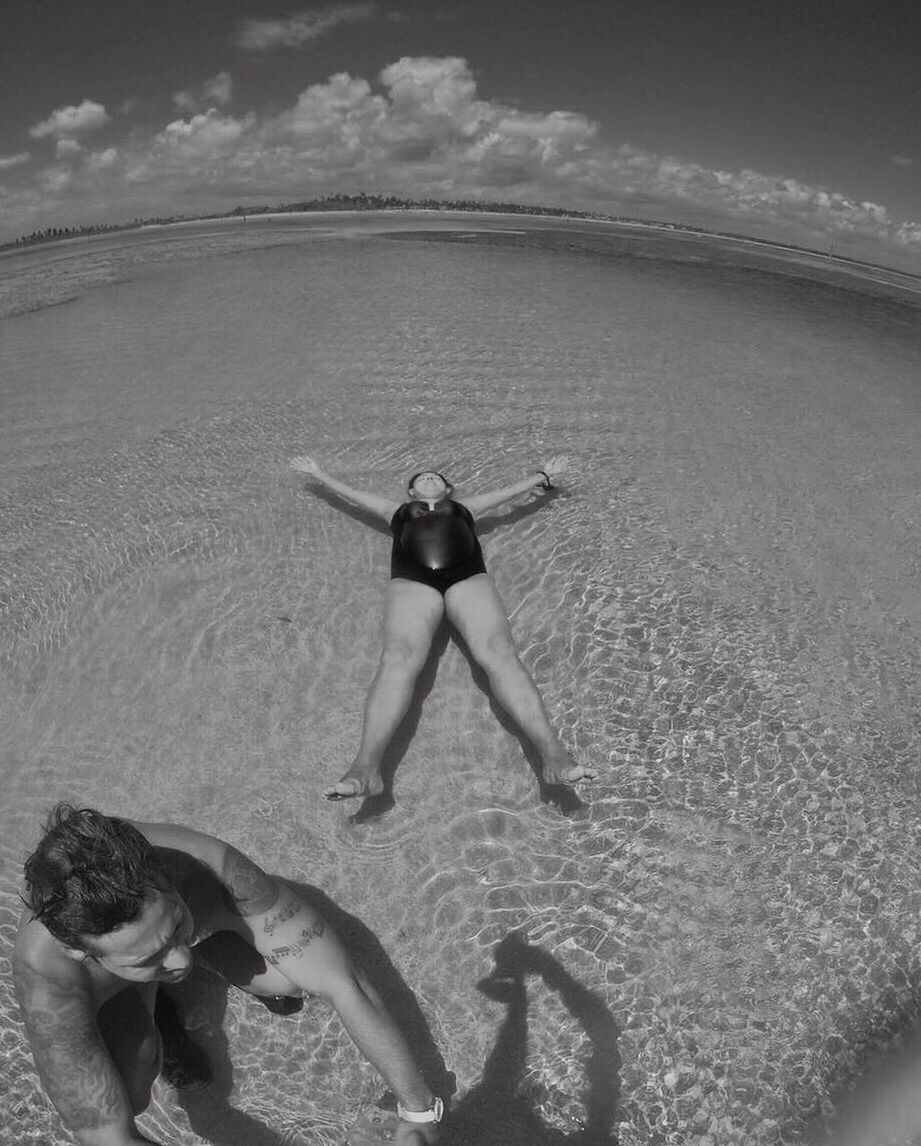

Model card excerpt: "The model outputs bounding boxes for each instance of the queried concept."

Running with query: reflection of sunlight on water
[3,221,921,1144]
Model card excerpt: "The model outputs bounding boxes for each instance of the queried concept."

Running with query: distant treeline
[2,193,917,281]
[2,194,611,250]
[3,213,196,250]
[228,192,606,219]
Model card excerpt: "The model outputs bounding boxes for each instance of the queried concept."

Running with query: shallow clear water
[3,215,921,1145]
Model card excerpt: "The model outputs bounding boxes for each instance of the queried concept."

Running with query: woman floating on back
[288,454,596,803]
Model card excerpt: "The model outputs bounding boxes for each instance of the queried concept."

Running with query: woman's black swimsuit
[390,499,486,593]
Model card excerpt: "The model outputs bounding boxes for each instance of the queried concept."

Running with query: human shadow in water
[444,931,620,1146]
[160,972,284,1146]
[160,880,454,1144]
[303,485,583,818]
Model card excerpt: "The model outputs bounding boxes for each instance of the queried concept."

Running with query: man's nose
[162,945,192,973]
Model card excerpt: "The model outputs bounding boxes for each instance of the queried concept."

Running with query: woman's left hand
[542,454,572,480]
[289,454,322,476]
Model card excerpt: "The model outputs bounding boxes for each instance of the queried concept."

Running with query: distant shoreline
[3,201,920,295]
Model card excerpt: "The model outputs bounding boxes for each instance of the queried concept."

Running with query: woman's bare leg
[325,578,445,799]
[444,574,595,787]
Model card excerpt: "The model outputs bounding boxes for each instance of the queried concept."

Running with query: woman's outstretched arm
[289,455,400,523]
[462,454,571,515]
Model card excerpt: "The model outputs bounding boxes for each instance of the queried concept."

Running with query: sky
[2,0,921,269]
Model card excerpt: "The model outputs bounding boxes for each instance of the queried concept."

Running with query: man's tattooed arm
[218,846,354,1000]
[13,961,151,1145]
[263,917,326,966]
[220,846,281,917]
[219,859,337,986]
[213,860,437,1121]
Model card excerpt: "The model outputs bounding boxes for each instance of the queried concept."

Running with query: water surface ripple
[3,217,921,1145]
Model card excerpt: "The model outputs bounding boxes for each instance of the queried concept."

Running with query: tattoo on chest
[264,918,326,966]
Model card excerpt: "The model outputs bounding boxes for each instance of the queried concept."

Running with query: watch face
[433,1096,444,1122]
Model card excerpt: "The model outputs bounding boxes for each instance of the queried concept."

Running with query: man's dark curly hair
[23,804,168,950]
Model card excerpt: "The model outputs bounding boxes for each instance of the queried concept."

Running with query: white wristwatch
[396,1097,444,1124]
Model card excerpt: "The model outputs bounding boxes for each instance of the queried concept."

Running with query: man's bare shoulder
[13,915,91,1003]
[129,818,229,869]
[13,918,138,1140]
[132,819,281,923]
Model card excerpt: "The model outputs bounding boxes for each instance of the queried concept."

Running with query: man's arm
[220,848,439,1127]
[13,959,158,1146]
[134,824,440,1137]
[289,455,399,523]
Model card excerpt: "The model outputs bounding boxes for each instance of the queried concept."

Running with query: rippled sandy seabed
[3,213,921,1146]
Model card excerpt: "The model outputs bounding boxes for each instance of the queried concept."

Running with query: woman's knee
[474,632,522,674]
[379,637,428,675]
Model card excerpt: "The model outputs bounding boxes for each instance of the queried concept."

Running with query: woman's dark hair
[407,470,454,494]
[22,804,168,949]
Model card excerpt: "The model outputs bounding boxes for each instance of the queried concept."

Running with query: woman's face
[409,471,449,501]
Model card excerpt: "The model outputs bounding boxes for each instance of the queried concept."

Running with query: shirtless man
[13,805,443,1145]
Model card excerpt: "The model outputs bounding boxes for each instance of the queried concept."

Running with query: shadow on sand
[443,930,620,1145]
[157,916,615,1146]
[159,973,284,1146]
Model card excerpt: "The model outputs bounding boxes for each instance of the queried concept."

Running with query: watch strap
[396,1097,444,1123]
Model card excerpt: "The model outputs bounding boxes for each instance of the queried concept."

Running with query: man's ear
[59,944,90,963]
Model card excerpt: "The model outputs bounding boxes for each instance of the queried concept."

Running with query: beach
[3,212,921,1145]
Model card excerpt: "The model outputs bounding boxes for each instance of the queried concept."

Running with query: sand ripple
[4,223,921,1144]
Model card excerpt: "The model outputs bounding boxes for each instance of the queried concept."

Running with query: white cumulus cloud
[29,99,111,140]
[203,71,233,107]
[174,71,234,114]
[55,138,84,158]
[157,109,251,149]
[87,148,118,171]
[235,4,377,52]
[6,55,921,271]
[0,151,31,170]
[895,222,921,246]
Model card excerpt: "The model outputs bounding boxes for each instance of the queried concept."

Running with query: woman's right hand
[542,454,572,480]
[289,454,322,477]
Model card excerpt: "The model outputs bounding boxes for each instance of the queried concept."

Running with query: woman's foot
[540,751,596,788]
[324,765,385,801]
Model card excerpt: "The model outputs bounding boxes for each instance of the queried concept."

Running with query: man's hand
[542,453,572,480]
[289,454,322,476]
[395,1121,440,1144]
[348,1105,440,1145]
